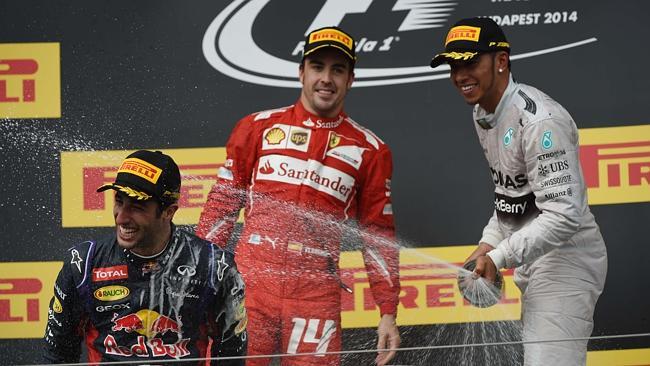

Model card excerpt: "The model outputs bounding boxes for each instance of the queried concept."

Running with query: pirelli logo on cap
[118,158,162,184]
[309,28,353,49]
[445,26,481,45]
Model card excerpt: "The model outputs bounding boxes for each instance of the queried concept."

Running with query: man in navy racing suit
[42,150,248,365]
[430,17,607,365]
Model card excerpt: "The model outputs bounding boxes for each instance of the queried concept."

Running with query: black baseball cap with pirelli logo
[302,26,356,66]
[97,150,181,204]
[430,17,510,68]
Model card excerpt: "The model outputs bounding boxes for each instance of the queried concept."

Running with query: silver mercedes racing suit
[475,75,607,366]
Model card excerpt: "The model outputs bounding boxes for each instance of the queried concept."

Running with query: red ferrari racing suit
[197,100,400,365]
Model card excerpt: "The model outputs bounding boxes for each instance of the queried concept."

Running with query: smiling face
[299,48,354,118]
[113,192,177,256]
[449,51,509,113]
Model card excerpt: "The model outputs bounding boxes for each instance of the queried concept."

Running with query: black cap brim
[303,44,356,63]
[97,183,153,201]
[430,51,481,68]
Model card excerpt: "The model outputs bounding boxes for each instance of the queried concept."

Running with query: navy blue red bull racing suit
[42,225,247,365]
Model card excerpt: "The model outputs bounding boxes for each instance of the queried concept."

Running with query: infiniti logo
[202,0,598,88]
[177,265,197,277]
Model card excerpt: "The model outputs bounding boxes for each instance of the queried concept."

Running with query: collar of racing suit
[122,223,177,272]
[474,74,517,130]
[294,99,348,129]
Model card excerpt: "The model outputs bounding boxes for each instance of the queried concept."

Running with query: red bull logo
[111,313,143,333]
[104,334,190,358]
[107,309,190,358]
[111,309,181,338]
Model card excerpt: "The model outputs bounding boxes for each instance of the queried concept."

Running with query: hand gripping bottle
[457,259,504,308]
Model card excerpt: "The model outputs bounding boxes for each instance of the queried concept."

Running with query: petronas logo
[541,131,553,150]
[503,128,514,146]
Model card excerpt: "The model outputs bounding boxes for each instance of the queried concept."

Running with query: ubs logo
[203,0,598,88]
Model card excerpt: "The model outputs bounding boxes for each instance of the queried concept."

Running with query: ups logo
[291,131,308,146]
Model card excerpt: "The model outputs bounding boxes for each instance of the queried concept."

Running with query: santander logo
[202,0,598,88]
[259,160,275,174]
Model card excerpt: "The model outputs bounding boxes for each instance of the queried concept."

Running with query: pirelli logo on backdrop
[0,43,60,118]
[340,246,521,328]
[579,125,650,205]
[6,260,650,366]
[60,148,226,227]
[0,262,61,339]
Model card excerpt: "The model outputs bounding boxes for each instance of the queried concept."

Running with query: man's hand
[375,314,400,366]
[473,255,498,283]
[464,242,495,264]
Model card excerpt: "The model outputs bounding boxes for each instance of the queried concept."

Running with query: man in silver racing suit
[430,17,607,365]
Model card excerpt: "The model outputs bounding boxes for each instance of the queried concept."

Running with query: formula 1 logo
[203,0,598,88]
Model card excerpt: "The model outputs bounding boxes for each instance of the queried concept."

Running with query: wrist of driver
[379,303,397,317]
[486,248,506,270]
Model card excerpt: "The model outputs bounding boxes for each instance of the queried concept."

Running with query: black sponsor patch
[494,192,540,226]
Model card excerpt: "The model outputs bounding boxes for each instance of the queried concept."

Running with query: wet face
[449,52,508,113]
[113,192,177,255]
[299,48,354,118]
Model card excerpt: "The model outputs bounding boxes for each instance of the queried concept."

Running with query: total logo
[203,0,598,87]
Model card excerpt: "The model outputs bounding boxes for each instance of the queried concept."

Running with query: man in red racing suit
[197,26,400,366]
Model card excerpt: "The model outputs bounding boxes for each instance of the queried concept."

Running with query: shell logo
[264,127,286,145]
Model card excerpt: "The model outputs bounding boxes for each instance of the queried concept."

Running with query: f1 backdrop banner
[1,1,649,365]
